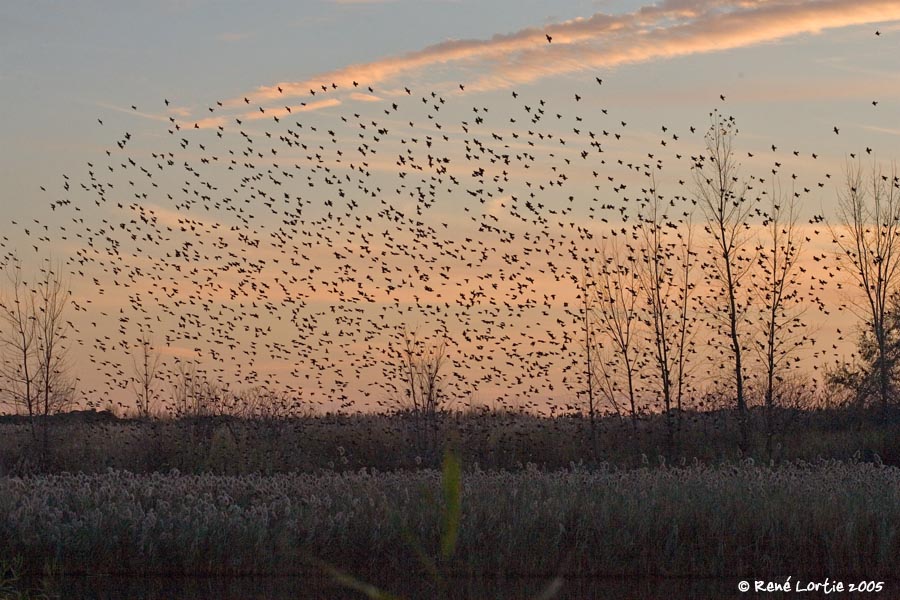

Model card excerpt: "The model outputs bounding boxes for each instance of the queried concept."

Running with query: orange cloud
[216,32,252,43]
[190,115,228,129]
[864,125,900,136]
[469,0,900,91]
[242,0,900,100]
[191,98,341,129]
[349,92,383,102]
[246,98,342,121]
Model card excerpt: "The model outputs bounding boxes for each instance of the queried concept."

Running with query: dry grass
[1,407,899,476]
[1,460,898,579]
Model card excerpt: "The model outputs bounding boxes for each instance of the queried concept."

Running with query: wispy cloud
[245,0,900,101]
[192,97,341,128]
[468,0,900,91]
[216,31,252,42]
[244,98,342,121]
[166,105,193,118]
[95,102,170,123]
[349,92,383,102]
[863,125,900,136]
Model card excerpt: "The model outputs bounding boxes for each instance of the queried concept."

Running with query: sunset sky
[2,0,900,414]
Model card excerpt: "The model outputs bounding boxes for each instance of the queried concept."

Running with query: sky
[2,0,900,415]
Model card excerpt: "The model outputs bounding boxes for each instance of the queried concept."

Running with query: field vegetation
[1,402,900,476]
[1,459,898,580]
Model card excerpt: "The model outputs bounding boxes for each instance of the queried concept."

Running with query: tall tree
[0,256,75,453]
[591,238,642,432]
[754,181,805,456]
[830,161,900,412]
[636,174,696,450]
[33,259,76,420]
[131,332,162,418]
[694,111,756,452]
[0,257,39,434]
[827,291,900,409]
[580,263,600,456]
[394,328,447,463]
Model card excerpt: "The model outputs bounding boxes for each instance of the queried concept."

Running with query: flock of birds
[2,29,892,417]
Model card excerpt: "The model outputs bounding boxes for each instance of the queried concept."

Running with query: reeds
[1,460,897,578]
[2,407,899,475]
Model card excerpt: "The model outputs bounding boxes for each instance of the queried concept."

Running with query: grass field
[2,406,899,476]
[1,459,898,580]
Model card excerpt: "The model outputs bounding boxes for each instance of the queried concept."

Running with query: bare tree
[0,256,75,462]
[395,328,447,462]
[170,359,210,417]
[674,220,697,433]
[754,181,806,457]
[580,263,599,456]
[636,175,697,450]
[229,386,296,419]
[830,160,900,413]
[0,258,39,435]
[592,340,626,423]
[827,291,900,410]
[591,238,642,432]
[1,258,75,421]
[694,111,756,452]
[33,260,76,420]
[131,333,162,418]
